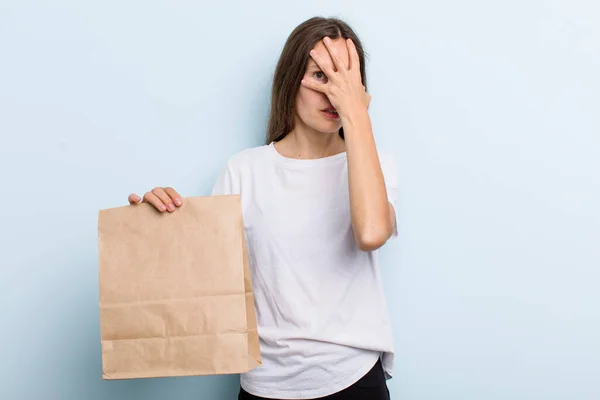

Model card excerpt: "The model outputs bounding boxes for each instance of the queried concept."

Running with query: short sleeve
[211,161,240,196]
[380,153,399,238]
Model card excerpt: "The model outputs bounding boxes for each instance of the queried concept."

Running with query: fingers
[301,78,326,94]
[130,187,184,213]
[309,49,335,78]
[128,193,142,205]
[152,187,178,212]
[164,187,183,207]
[143,191,167,212]
[323,37,347,71]
[346,38,360,72]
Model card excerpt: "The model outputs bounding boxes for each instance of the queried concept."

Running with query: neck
[275,120,345,160]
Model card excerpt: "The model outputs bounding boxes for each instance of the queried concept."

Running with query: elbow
[355,228,391,252]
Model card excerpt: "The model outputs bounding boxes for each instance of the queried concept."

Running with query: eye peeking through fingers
[314,71,328,82]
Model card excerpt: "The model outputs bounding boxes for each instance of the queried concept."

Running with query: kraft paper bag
[98,195,261,380]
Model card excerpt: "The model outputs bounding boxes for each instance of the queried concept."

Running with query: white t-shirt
[211,142,398,399]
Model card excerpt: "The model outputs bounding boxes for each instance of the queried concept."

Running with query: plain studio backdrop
[1,1,598,399]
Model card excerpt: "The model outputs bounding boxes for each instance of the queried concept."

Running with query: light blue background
[1,1,598,399]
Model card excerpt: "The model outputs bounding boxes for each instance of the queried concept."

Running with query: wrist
[341,107,370,130]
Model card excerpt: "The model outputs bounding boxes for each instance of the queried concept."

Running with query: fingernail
[160,205,166,212]
[324,37,330,43]
[175,198,182,206]
[168,204,174,211]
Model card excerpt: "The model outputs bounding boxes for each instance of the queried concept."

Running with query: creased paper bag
[98,195,261,380]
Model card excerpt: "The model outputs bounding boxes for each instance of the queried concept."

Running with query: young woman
[128,17,398,400]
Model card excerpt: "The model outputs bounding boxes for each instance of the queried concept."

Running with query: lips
[322,106,339,117]
[321,107,340,119]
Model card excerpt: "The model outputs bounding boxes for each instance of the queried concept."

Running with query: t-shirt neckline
[268,142,347,168]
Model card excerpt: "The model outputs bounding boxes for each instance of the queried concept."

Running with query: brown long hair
[265,17,368,144]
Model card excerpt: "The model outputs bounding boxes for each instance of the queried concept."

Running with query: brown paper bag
[98,195,261,379]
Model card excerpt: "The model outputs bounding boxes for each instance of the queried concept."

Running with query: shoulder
[223,144,271,173]
[212,145,270,196]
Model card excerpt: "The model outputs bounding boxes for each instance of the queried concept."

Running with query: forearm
[343,110,393,251]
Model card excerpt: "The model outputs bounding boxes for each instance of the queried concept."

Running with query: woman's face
[294,38,350,134]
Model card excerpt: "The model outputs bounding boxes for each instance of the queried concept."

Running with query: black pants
[238,358,390,400]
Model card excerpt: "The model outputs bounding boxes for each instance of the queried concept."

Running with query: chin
[325,125,342,134]
[299,115,342,135]
[315,121,342,135]
[313,127,340,135]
